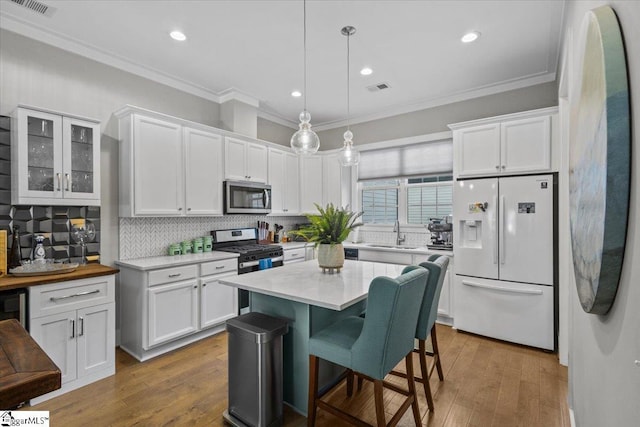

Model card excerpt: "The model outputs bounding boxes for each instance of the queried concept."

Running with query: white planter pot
[317,243,345,269]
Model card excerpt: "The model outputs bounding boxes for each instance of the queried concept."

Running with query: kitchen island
[219,259,407,416]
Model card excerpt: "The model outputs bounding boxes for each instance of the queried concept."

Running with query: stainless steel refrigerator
[453,174,555,350]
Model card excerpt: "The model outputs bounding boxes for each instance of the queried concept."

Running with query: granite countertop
[342,242,453,256]
[0,263,119,291]
[219,259,407,310]
[115,251,240,271]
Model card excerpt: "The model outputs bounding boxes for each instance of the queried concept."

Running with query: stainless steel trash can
[224,312,289,427]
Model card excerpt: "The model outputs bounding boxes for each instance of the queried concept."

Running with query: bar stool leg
[405,353,422,425]
[419,339,435,411]
[431,325,444,381]
[346,369,354,397]
[308,355,320,427]
[374,379,386,427]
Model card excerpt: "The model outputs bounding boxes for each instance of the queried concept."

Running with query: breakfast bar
[219,259,406,415]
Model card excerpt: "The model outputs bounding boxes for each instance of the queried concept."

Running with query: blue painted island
[219,259,407,416]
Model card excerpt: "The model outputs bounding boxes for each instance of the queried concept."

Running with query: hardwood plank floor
[26,325,569,427]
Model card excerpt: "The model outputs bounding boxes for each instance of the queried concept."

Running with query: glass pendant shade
[338,130,360,166]
[291,110,320,155]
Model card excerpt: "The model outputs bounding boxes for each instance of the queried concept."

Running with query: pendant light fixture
[337,25,360,166]
[290,0,320,155]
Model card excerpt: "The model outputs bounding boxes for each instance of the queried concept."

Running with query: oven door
[225,181,271,214]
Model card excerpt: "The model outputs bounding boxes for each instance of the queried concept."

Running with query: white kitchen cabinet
[225,136,268,183]
[451,108,556,178]
[200,260,238,329]
[117,255,238,361]
[116,108,225,217]
[148,279,199,347]
[28,275,116,404]
[12,106,101,206]
[184,128,224,215]
[323,154,343,208]
[283,247,306,264]
[357,249,414,265]
[299,155,323,213]
[268,148,300,214]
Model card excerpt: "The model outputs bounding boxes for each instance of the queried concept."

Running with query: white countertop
[219,259,407,311]
[115,251,239,270]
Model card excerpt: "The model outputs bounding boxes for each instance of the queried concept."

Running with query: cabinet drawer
[148,265,198,287]
[283,248,305,262]
[200,258,237,276]
[30,275,115,319]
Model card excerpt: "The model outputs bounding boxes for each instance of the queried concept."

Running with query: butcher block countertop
[0,263,119,292]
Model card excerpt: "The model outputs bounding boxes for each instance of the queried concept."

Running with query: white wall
[561,1,640,426]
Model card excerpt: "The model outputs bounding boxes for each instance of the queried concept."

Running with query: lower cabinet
[283,247,306,264]
[28,275,116,404]
[118,256,238,361]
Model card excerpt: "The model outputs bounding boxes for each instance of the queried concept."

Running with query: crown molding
[0,11,221,103]
[313,71,556,131]
[256,110,298,129]
[218,88,260,108]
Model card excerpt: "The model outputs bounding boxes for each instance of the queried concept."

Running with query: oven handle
[239,255,284,269]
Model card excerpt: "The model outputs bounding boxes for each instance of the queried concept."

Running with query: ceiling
[0,0,565,130]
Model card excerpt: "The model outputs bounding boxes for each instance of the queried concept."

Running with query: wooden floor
[28,324,570,427]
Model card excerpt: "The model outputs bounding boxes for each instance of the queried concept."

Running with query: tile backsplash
[119,215,308,259]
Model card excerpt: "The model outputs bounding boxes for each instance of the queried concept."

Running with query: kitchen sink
[365,244,420,250]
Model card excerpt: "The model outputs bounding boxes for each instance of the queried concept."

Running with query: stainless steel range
[211,228,283,312]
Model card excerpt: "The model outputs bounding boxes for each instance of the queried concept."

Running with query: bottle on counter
[192,237,203,254]
[33,235,46,264]
[8,225,22,269]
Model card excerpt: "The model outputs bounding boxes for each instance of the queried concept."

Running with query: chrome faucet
[393,220,405,246]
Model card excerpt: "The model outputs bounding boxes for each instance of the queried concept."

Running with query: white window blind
[358,139,453,181]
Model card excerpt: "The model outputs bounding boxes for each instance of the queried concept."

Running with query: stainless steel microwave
[224,180,272,214]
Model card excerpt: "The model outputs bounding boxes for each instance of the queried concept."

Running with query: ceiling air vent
[367,82,391,92]
[10,0,56,17]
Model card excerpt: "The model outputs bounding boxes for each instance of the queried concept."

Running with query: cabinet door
[454,124,501,177]
[76,303,115,379]
[184,128,223,215]
[62,117,101,203]
[13,108,64,204]
[246,143,268,183]
[133,115,183,215]
[323,155,342,207]
[268,148,286,214]
[30,311,77,384]
[437,265,451,318]
[299,156,323,213]
[500,116,551,174]
[284,152,300,213]
[200,273,238,329]
[147,280,198,348]
[225,137,247,181]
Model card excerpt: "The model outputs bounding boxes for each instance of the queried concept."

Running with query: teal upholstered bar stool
[307,267,429,427]
[390,254,450,411]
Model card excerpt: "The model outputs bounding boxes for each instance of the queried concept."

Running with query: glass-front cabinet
[13,107,100,206]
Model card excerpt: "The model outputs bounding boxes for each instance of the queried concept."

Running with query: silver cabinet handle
[501,165,506,169]
[65,173,70,191]
[70,319,75,339]
[291,253,299,257]
[462,280,543,295]
[495,165,499,170]
[168,273,181,278]
[79,317,84,336]
[56,173,62,191]
[50,289,100,301]
[178,207,183,211]
[187,208,191,211]
[215,265,225,270]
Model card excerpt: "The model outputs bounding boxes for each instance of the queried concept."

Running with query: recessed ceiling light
[170,30,187,41]
[291,90,302,98]
[461,31,480,43]
[360,67,373,76]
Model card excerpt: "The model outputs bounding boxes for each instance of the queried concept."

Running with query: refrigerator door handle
[493,195,498,264]
[462,280,544,295]
[500,195,506,265]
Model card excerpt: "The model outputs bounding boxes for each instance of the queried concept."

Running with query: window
[359,176,452,225]
[361,180,398,224]
[407,176,453,224]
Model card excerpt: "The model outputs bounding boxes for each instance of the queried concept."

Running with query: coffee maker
[426,216,453,249]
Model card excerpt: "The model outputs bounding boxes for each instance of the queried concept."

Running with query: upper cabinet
[268,147,300,215]
[450,107,557,178]
[116,108,224,217]
[12,107,101,206]
[322,153,343,208]
[224,137,268,183]
[299,155,323,214]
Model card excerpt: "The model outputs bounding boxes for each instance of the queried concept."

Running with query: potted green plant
[290,203,363,272]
